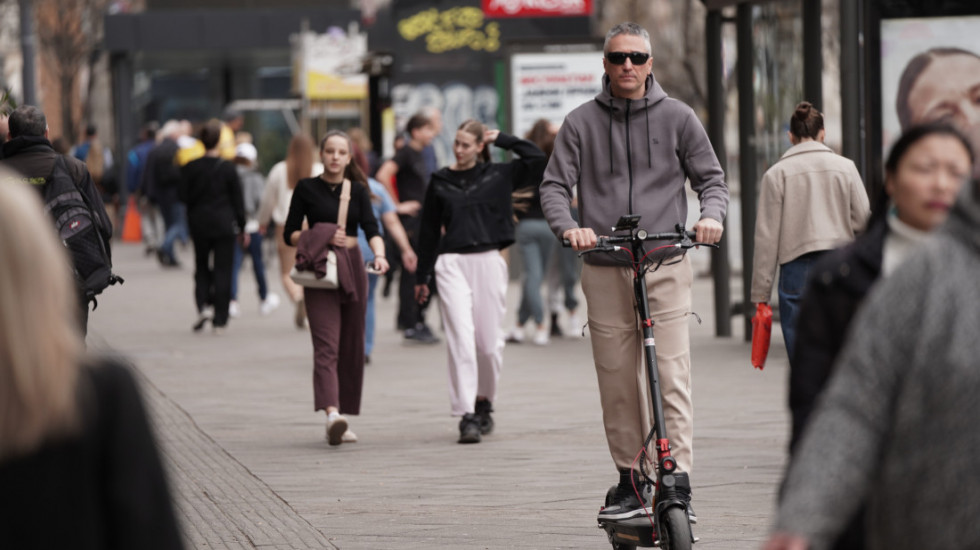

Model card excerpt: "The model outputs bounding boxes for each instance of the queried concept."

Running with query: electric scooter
[566,215,717,550]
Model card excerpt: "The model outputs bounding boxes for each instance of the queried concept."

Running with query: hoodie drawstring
[645,97,651,168]
[608,103,614,174]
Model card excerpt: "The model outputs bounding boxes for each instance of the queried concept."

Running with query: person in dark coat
[0,180,184,550]
[178,119,247,333]
[0,105,113,336]
[783,123,973,550]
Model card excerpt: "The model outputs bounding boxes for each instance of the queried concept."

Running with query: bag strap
[337,178,351,228]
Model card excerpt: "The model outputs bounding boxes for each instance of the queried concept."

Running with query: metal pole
[840,0,862,174]
[706,9,731,338]
[19,0,37,106]
[802,0,823,109]
[737,2,756,341]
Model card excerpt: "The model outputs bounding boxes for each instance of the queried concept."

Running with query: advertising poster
[880,16,980,159]
[510,50,605,138]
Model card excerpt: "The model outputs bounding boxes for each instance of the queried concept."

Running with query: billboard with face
[881,16,980,169]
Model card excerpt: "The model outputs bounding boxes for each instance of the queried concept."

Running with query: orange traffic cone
[122,196,142,243]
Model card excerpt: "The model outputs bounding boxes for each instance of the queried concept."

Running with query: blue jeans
[365,272,380,356]
[516,219,556,326]
[160,202,188,259]
[778,251,825,363]
[231,231,268,301]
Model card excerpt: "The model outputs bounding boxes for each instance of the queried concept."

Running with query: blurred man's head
[8,106,48,139]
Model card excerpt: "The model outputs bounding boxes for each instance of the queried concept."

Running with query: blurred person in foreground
[781,123,973,550]
[0,180,184,550]
[764,172,980,549]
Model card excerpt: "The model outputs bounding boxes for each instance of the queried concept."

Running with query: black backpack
[43,155,123,306]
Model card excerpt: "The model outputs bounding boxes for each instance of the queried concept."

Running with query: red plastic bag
[751,303,773,370]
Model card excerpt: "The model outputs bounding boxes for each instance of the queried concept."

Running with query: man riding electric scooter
[540,21,728,529]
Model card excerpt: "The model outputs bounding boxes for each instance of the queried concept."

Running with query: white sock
[327,411,340,422]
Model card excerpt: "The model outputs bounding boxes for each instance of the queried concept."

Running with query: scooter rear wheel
[659,506,692,550]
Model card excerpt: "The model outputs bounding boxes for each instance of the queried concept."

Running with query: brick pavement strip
[140,372,337,550]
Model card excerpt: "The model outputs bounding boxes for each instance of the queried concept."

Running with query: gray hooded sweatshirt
[540,73,728,265]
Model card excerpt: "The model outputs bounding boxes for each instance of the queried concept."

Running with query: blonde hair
[0,179,84,462]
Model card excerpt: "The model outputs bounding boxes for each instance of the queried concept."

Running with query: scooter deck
[598,516,659,547]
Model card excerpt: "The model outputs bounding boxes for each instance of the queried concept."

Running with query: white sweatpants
[435,251,508,416]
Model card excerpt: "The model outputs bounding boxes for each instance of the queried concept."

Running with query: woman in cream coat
[750,101,871,364]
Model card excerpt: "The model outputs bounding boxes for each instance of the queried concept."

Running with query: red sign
[482,0,591,18]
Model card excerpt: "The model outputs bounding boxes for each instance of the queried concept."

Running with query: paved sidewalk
[88,242,790,549]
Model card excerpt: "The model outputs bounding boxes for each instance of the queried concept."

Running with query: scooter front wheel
[659,506,693,550]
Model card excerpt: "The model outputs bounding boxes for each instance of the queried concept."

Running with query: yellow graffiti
[398,7,500,54]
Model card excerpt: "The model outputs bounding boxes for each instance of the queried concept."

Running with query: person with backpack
[0,105,118,337]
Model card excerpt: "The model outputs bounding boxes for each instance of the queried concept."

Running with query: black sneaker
[458,413,481,444]
[405,323,440,344]
[598,472,652,521]
[674,472,697,524]
[474,400,494,435]
[549,313,563,337]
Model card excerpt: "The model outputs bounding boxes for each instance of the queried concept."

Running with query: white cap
[235,142,257,162]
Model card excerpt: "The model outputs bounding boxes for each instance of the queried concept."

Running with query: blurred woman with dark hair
[415,119,545,444]
[779,123,973,550]
[750,101,870,364]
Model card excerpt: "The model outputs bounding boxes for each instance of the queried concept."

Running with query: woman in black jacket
[178,119,247,333]
[414,119,545,444]
[784,123,973,550]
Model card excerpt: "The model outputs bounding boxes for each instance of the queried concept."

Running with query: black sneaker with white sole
[598,471,653,521]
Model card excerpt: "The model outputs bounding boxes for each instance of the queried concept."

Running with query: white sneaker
[229,301,241,318]
[568,313,585,337]
[260,293,281,316]
[341,430,358,443]
[505,327,525,344]
[532,327,549,346]
[326,413,348,446]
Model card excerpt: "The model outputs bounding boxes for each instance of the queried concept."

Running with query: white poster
[510,50,605,138]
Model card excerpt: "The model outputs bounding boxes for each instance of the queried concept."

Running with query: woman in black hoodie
[414,119,545,444]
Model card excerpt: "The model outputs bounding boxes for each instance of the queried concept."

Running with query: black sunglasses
[605,51,650,65]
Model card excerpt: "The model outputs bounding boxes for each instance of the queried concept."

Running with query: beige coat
[750,141,870,303]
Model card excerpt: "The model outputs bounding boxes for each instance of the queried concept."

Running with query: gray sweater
[540,73,728,265]
[775,180,980,550]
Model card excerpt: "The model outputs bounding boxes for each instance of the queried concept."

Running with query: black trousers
[192,233,236,327]
[396,213,430,330]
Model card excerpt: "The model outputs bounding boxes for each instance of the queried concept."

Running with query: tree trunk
[60,73,76,144]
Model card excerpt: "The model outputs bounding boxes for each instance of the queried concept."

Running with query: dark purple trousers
[304,247,368,414]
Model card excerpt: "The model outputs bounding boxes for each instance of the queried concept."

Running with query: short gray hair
[603,22,652,55]
[8,105,47,138]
